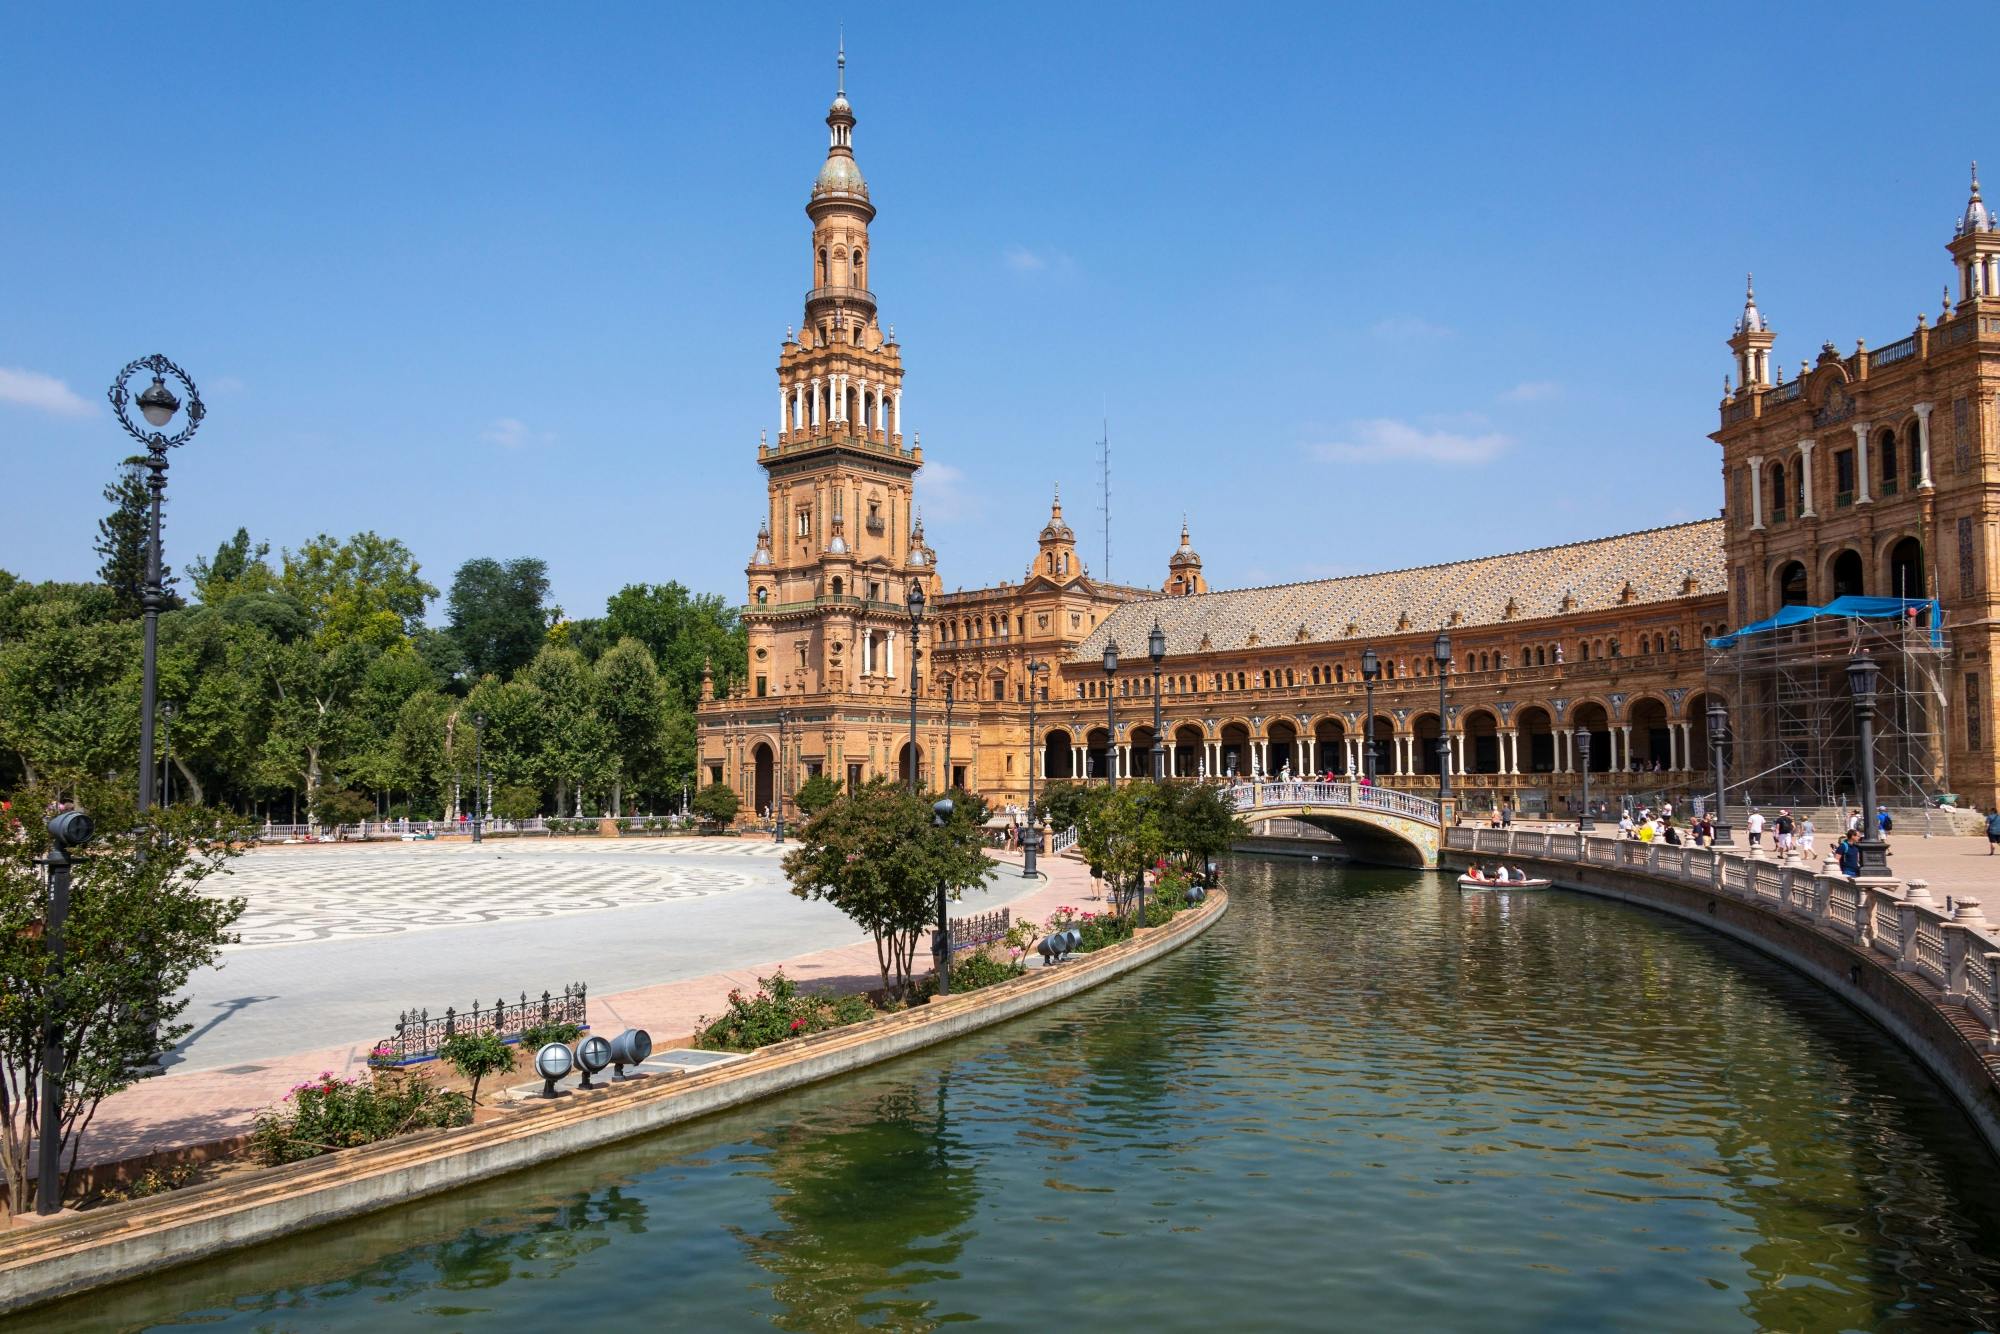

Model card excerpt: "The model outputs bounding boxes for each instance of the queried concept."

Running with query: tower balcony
[804,284,877,319]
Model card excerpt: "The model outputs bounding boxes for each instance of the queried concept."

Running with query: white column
[1914,403,1935,489]
[1620,725,1633,772]
[1075,745,1085,776]
[1852,422,1872,503]
[886,629,896,679]
[779,389,788,439]
[1562,729,1575,774]
[893,388,903,437]
[1797,439,1817,516]
[1507,730,1519,775]
[1747,456,1765,529]
[810,378,822,426]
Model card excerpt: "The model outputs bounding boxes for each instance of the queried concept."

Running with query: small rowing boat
[1457,874,1551,891]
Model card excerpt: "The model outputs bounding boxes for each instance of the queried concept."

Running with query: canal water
[28,857,2000,1332]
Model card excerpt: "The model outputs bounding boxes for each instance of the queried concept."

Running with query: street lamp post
[1707,701,1732,846]
[906,582,926,793]
[1577,729,1595,831]
[159,702,177,806]
[774,707,791,844]
[1023,661,1048,878]
[109,356,204,813]
[1847,653,1890,874]
[1102,640,1120,790]
[942,682,954,792]
[1149,621,1166,780]
[1360,647,1381,783]
[471,713,486,844]
[1433,631,1452,805]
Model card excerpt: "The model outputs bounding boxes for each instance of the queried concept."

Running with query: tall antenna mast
[1097,415,1111,582]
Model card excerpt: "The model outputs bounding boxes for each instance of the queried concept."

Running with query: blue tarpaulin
[1707,596,1942,650]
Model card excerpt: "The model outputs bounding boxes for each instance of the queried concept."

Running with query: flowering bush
[250,1070,469,1165]
[947,950,1025,992]
[693,972,875,1052]
[365,1041,397,1069]
[1042,906,1133,953]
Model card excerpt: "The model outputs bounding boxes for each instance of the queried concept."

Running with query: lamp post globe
[905,581,926,792]
[1432,631,1452,805]
[1100,640,1120,789]
[1706,701,1731,845]
[1148,620,1167,781]
[1360,647,1381,784]
[1846,653,1889,874]
[110,355,204,815]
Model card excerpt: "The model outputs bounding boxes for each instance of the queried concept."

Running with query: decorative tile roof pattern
[1076,519,1725,660]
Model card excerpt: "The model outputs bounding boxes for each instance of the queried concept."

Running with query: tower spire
[837,30,846,96]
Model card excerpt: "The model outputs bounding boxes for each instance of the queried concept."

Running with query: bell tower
[1951,162,2000,306]
[744,42,932,704]
[1727,274,1774,391]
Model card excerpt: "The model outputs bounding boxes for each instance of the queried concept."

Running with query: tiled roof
[1075,519,1725,659]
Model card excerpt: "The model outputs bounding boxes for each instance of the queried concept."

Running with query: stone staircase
[1732,803,1987,837]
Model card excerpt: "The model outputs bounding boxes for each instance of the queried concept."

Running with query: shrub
[250,1070,470,1165]
[692,782,741,825]
[520,1020,583,1048]
[492,784,542,821]
[948,951,1025,993]
[693,972,874,1052]
[439,1031,516,1105]
[793,772,841,817]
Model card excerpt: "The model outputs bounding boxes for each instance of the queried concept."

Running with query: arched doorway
[753,743,774,817]
[1314,717,1347,776]
[1887,536,1925,600]
[1830,549,1865,599]
[1043,730,1075,780]
[1174,723,1205,777]
[1628,697,1671,770]
[1085,727,1113,780]
[1517,706,1554,774]
[1777,560,1809,607]
[1267,720,1298,777]
[1412,713,1443,776]
[1368,715,1395,778]
[1687,692,1718,770]
[897,742,923,788]
[1220,722,1251,778]
[1462,710,1501,773]
[1572,702,1612,773]
[1129,724,1158,780]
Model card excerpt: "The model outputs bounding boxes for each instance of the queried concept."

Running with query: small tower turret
[1033,486,1080,582]
[1166,518,1207,596]
[1727,274,1775,391]
[1950,161,2000,306]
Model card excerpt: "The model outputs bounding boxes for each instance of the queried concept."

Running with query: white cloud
[1310,418,1510,465]
[1500,380,1560,403]
[481,417,552,449]
[0,367,92,417]
[1369,316,1455,343]
[1004,245,1049,273]
[918,461,970,521]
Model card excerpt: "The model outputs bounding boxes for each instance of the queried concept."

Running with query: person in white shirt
[1746,809,1765,850]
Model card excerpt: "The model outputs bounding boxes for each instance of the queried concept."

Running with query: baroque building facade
[699,68,2000,817]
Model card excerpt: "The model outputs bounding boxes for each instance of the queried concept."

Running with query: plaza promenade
[79,840,1100,1172]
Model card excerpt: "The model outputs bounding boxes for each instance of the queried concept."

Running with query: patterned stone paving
[221,840,787,950]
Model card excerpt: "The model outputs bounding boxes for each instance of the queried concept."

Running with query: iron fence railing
[951,909,1011,950]
[385,983,588,1065]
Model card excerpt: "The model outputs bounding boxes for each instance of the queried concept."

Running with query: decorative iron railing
[385,983,588,1065]
[1227,780,1441,824]
[951,908,1011,950]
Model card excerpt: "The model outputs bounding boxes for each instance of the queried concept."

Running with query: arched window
[1769,462,1788,521]
[1830,549,1865,598]
[1778,560,1810,606]
[817,247,828,286]
[831,576,843,597]
[854,247,865,287]
[1905,423,1923,489]
[1335,664,1345,683]
[1879,429,1900,496]
[755,586,768,604]
[1580,641,1591,662]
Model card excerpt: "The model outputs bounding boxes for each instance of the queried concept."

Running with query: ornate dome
[1169,519,1202,568]
[1960,162,1994,235]
[1734,274,1766,335]
[814,154,868,197]
[1040,487,1074,543]
[750,522,772,566]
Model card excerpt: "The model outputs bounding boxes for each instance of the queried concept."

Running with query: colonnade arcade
[1033,691,1723,787]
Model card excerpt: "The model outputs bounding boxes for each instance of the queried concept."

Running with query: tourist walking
[1986,809,2000,854]
[1774,810,1794,856]
[1798,816,1816,856]
[1835,831,1862,879]
[1745,808,1764,851]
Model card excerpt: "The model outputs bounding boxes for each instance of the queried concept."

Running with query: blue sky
[1,2,1980,618]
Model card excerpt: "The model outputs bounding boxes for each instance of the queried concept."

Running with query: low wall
[0,891,1226,1316]
[1444,828,2000,1157]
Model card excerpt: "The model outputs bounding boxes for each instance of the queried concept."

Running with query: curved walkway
[70,842,1103,1173]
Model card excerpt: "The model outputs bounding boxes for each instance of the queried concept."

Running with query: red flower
[790,1018,804,1031]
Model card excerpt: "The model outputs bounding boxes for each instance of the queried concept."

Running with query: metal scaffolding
[1707,602,1947,807]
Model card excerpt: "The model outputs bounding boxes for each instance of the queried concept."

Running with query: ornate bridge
[1229,781,1444,867]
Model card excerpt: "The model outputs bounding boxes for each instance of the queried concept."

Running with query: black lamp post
[1023,661,1047,878]
[932,797,954,994]
[159,702,177,806]
[1360,647,1381,783]
[1847,653,1890,874]
[774,707,791,844]
[1149,621,1167,780]
[942,682,954,792]
[110,355,204,813]
[1577,729,1595,831]
[1101,640,1120,789]
[471,712,486,844]
[1433,631,1452,804]
[1706,700,1732,846]
[906,581,926,793]
[36,809,92,1215]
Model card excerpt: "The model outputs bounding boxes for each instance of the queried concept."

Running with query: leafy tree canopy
[446,556,553,680]
[93,457,177,618]
[281,531,437,652]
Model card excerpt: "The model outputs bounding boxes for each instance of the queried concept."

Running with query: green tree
[780,779,994,999]
[594,638,669,814]
[186,527,274,605]
[602,582,748,708]
[691,781,740,825]
[1036,780,1094,838]
[491,783,541,821]
[280,531,437,652]
[445,557,552,680]
[0,780,247,1212]
[520,645,612,816]
[793,773,841,817]
[1162,781,1250,874]
[439,1032,515,1106]
[93,457,176,618]
[310,786,375,829]
[0,585,140,786]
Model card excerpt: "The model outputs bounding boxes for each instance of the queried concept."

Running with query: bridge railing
[1228,781,1440,824]
[1446,825,2000,1046]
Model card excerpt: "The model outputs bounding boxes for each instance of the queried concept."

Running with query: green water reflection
[28,858,2000,1332]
